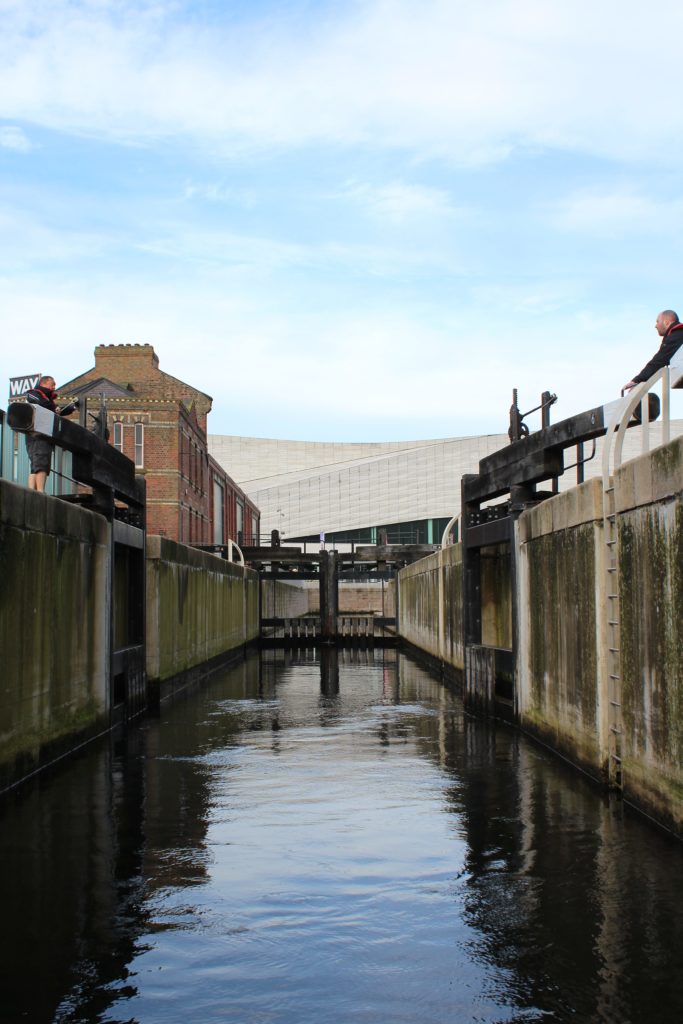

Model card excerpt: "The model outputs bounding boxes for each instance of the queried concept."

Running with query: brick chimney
[94,344,160,384]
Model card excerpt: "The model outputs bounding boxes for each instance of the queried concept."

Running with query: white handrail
[602,356,679,484]
[227,539,245,566]
[440,513,460,548]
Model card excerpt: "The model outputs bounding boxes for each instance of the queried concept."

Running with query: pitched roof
[64,376,133,399]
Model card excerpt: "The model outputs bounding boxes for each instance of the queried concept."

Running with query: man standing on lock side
[25,375,79,492]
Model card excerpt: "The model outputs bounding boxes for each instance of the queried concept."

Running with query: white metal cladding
[209,419,683,540]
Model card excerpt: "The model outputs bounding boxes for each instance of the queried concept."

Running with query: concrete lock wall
[397,435,682,834]
[480,545,513,649]
[338,582,396,616]
[260,579,396,621]
[260,579,313,619]
[398,544,464,671]
[615,439,683,832]
[0,479,111,791]
[517,439,683,832]
[146,536,259,691]
[516,479,607,780]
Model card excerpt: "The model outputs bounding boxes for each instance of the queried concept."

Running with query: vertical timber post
[462,474,483,711]
[319,550,339,640]
[461,475,481,649]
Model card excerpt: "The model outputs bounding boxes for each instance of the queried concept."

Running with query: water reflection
[0,649,681,1023]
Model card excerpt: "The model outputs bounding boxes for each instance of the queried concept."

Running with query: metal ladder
[602,481,622,788]
[599,363,676,790]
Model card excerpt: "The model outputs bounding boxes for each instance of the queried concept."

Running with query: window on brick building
[236,499,244,545]
[251,513,258,545]
[134,423,144,468]
[213,480,225,545]
[113,421,123,453]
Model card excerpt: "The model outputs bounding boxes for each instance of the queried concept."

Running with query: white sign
[9,374,41,399]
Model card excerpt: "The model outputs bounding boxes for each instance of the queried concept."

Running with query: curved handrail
[601,360,678,486]
[440,513,460,548]
[227,539,245,567]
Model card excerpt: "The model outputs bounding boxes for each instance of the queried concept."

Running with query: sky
[2,0,683,441]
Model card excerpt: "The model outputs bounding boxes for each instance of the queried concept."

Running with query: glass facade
[289,516,456,547]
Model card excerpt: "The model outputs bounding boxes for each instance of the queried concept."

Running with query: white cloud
[470,282,576,316]
[0,202,112,268]
[0,1,682,163]
[184,181,257,207]
[338,180,462,223]
[549,189,683,236]
[3,270,672,441]
[0,124,32,151]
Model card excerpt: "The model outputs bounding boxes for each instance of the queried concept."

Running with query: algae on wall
[0,481,110,791]
[480,544,512,649]
[146,535,259,687]
[398,544,464,671]
[520,520,602,776]
[261,579,312,619]
[619,502,683,830]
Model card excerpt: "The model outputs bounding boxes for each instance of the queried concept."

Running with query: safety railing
[602,351,683,481]
[0,406,75,495]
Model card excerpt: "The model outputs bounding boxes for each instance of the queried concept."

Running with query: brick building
[61,345,259,545]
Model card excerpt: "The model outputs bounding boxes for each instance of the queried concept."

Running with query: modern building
[208,433,509,545]
[209,418,683,546]
[61,345,260,545]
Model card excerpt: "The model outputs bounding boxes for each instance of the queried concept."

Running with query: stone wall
[516,479,607,779]
[397,436,683,835]
[0,480,110,790]
[480,544,513,649]
[398,544,464,670]
[517,440,683,832]
[259,578,396,623]
[146,536,259,693]
[260,579,314,619]
[338,582,396,616]
[615,439,683,833]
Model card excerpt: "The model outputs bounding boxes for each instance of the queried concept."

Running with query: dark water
[1,648,683,1024]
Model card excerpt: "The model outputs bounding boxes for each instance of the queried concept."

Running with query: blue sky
[2,0,683,440]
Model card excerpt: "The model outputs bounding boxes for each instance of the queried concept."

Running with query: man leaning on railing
[25,376,79,492]
[623,309,683,393]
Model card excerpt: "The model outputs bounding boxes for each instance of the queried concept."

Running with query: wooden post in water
[319,550,339,639]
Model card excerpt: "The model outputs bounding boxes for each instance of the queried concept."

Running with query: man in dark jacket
[25,375,78,492]
[623,310,683,392]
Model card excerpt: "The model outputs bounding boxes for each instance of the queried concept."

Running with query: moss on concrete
[480,543,512,649]
[619,500,683,830]
[523,522,600,766]
[146,538,259,685]
[398,545,464,670]
[0,481,109,791]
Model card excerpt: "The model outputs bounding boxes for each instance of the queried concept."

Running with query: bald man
[623,310,683,392]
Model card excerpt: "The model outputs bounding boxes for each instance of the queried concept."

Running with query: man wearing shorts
[25,376,78,492]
